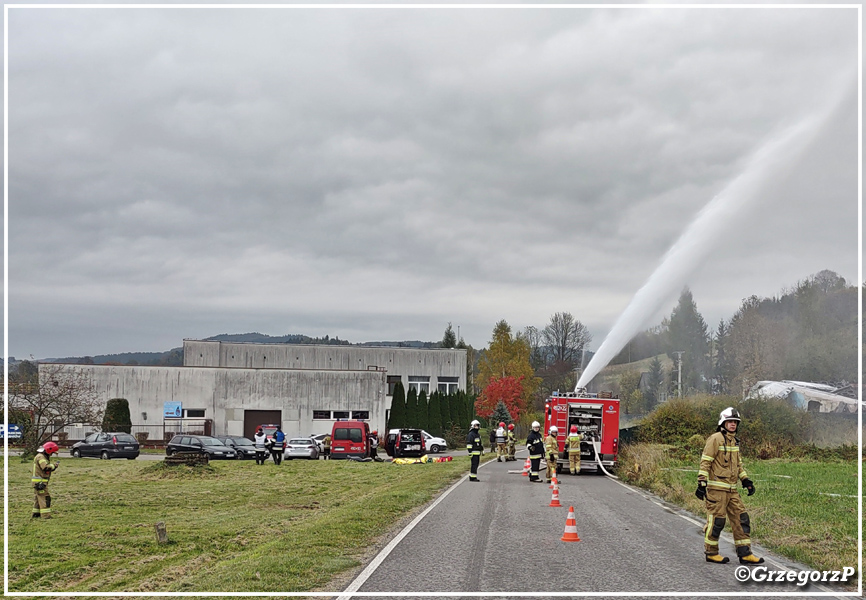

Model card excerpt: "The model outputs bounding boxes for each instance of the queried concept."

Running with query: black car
[216,435,257,460]
[72,432,140,460]
[165,435,237,460]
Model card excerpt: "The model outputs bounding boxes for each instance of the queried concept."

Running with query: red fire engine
[543,390,620,474]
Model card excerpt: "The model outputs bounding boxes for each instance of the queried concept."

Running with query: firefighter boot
[705,554,730,564]
[739,554,764,565]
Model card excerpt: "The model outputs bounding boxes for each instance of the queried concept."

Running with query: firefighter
[526,421,545,483]
[369,430,379,457]
[466,419,484,482]
[696,407,764,565]
[544,426,559,480]
[565,425,582,475]
[506,423,516,461]
[270,426,285,465]
[32,442,60,519]
[253,427,269,465]
[322,433,331,460]
[495,422,507,462]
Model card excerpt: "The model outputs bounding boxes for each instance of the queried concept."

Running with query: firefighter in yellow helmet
[565,425,582,475]
[32,442,60,519]
[544,426,559,480]
[696,407,763,565]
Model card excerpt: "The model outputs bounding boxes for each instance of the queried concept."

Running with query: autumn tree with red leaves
[475,375,526,420]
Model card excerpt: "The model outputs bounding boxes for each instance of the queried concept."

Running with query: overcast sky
[6,4,860,360]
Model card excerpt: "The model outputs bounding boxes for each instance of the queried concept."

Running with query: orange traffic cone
[549,485,562,507]
[522,457,530,476]
[549,473,558,489]
[561,506,580,542]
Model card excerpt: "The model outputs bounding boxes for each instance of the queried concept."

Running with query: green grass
[7,455,475,593]
[619,444,858,572]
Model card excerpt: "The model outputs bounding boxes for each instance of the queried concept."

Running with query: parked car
[72,432,140,460]
[421,430,448,453]
[330,420,371,459]
[384,428,425,458]
[284,437,320,460]
[165,435,237,459]
[308,433,329,453]
[216,435,257,460]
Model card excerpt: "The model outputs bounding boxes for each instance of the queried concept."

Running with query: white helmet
[531,421,541,429]
[470,419,480,428]
[718,407,741,427]
[549,426,558,434]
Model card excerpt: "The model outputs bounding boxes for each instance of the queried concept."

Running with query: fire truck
[543,389,620,474]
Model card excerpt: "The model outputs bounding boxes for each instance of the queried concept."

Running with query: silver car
[284,437,320,460]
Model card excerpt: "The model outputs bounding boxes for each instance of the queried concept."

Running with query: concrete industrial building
[39,340,467,440]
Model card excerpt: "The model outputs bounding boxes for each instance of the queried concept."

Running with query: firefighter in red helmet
[32,442,60,518]
[506,423,517,461]
[697,407,763,565]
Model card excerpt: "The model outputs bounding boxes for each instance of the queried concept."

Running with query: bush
[102,398,132,433]
[638,394,812,458]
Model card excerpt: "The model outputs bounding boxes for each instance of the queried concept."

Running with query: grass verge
[618,443,858,573]
[7,455,476,593]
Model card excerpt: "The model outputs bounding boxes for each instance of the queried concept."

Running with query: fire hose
[591,441,618,479]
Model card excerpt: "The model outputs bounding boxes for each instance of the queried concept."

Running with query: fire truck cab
[543,390,620,474]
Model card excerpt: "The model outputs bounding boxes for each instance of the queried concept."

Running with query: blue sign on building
[163,402,183,419]
[1,424,22,439]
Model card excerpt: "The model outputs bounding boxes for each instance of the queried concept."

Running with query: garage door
[244,410,282,439]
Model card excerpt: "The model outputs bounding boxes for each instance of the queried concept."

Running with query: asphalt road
[341,451,853,598]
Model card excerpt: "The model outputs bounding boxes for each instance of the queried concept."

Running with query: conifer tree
[490,401,512,427]
[387,381,407,430]
[102,398,132,433]
[438,391,450,434]
[405,386,419,427]
[427,391,443,435]
[417,389,429,431]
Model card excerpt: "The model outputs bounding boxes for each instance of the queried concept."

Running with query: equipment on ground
[543,391,620,475]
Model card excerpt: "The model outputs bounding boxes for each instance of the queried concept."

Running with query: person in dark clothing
[488,427,496,454]
[466,420,484,482]
[270,426,285,465]
[526,421,545,483]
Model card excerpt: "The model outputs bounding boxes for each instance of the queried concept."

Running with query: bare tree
[542,312,593,366]
[9,364,104,455]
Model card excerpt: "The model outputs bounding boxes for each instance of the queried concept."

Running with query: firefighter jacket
[698,430,748,491]
[253,432,268,449]
[466,429,483,455]
[32,452,56,485]
[544,434,559,458]
[507,431,516,446]
[565,433,582,455]
[526,430,544,459]
[495,427,506,444]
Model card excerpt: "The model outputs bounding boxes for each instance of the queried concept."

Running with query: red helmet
[570,425,578,434]
[371,430,378,435]
[499,422,505,428]
[42,442,59,455]
[508,424,514,430]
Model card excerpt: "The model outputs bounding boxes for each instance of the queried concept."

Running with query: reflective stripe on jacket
[698,430,747,488]
[466,429,483,455]
[32,452,53,483]
[526,430,544,458]
[566,434,581,455]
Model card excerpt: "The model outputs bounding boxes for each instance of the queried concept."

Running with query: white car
[421,430,447,453]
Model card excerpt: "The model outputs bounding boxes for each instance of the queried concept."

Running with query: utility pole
[673,351,684,398]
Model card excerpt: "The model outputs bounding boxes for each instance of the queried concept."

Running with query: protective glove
[742,478,755,496]
[695,480,707,500]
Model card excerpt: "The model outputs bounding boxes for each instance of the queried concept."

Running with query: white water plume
[576,89,853,390]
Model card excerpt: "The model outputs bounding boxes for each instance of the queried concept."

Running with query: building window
[185,409,206,418]
[313,410,331,420]
[333,411,350,420]
[437,377,459,395]
[408,376,430,395]
[352,411,369,420]
[387,375,402,396]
